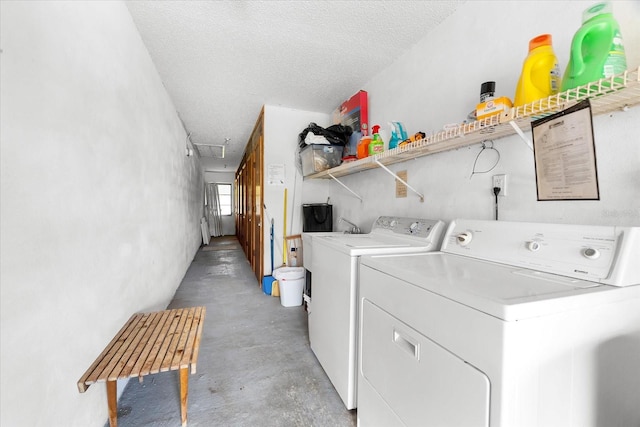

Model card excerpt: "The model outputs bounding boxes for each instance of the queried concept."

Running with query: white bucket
[273,267,305,307]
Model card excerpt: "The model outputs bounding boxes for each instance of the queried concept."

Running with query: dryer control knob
[526,241,541,252]
[583,248,600,259]
[456,232,473,246]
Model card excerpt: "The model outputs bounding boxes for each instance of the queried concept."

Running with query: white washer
[302,231,344,312]
[358,219,640,427]
[302,231,345,273]
[309,216,445,410]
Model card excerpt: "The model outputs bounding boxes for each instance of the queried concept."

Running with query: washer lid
[314,233,434,256]
[361,253,640,321]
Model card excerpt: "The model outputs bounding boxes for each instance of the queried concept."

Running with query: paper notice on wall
[268,164,285,185]
[532,100,599,201]
[395,170,408,198]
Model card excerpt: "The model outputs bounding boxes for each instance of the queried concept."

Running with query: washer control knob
[390,220,398,228]
[526,241,541,252]
[456,232,473,246]
[583,248,600,260]
[409,222,419,232]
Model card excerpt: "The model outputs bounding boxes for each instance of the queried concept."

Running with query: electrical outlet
[492,174,507,196]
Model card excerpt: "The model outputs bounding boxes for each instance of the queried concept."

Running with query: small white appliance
[309,216,446,409]
[357,219,640,427]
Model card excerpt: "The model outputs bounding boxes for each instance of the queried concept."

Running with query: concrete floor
[111,236,356,427]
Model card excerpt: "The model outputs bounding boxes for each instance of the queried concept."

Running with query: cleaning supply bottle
[514,34,561,106]
[368,125,384,156]
[357,135,372,159]
[388,122,408,150]
[561,1,626,91]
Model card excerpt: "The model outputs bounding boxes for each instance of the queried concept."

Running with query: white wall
[307,0,640,232]
[263,105,330,273]
[0,2,204,426]
[204,171,236,236]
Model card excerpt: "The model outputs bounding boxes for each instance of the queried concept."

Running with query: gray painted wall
[307,1,640,231]
[263,105,330,273]
[0,2,204,426]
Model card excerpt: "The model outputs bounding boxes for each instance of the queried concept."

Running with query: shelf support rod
[509,121,534,151]
[374,160,424,203]
[328,173,363,202]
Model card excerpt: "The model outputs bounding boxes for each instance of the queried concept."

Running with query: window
[218,183,232,216]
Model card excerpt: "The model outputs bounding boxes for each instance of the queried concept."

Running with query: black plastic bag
[298,123,353,148]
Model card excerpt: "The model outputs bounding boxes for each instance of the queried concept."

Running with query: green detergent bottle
[561,1,626,91]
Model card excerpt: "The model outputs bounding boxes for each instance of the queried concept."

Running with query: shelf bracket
[328,173,363,202]
[509,121,534,151]
[374,160,424,203]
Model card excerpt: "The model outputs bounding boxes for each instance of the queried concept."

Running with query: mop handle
[270,218,274,271]
[283,188,287,265]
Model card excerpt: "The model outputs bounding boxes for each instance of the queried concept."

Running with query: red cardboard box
[333,90,368,160]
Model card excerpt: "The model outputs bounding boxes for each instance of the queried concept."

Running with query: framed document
[531,100,599,201]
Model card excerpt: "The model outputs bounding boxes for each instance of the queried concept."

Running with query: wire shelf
[307,67,640,180]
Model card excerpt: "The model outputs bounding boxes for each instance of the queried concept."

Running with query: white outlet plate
[493,174,507,196]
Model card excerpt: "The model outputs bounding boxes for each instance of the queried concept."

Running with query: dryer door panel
[360,299,490,426]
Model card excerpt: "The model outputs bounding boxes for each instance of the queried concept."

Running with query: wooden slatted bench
[78,306,206,427]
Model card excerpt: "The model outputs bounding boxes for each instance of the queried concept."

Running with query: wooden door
[235,108,264,284]
[246,151,254,262]
[252,134,264,282]
[235,162,248,256]
[234,175,240,246]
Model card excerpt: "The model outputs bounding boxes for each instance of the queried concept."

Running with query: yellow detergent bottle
[514,34,561,107]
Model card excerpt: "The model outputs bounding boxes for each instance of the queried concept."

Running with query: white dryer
[309,216,445,409]
[357,219,640,427]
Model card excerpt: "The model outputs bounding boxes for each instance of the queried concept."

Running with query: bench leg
[179,368,189,427]
[107,380,118,427]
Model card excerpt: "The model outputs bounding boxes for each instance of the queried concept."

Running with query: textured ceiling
[125,0,464,172]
